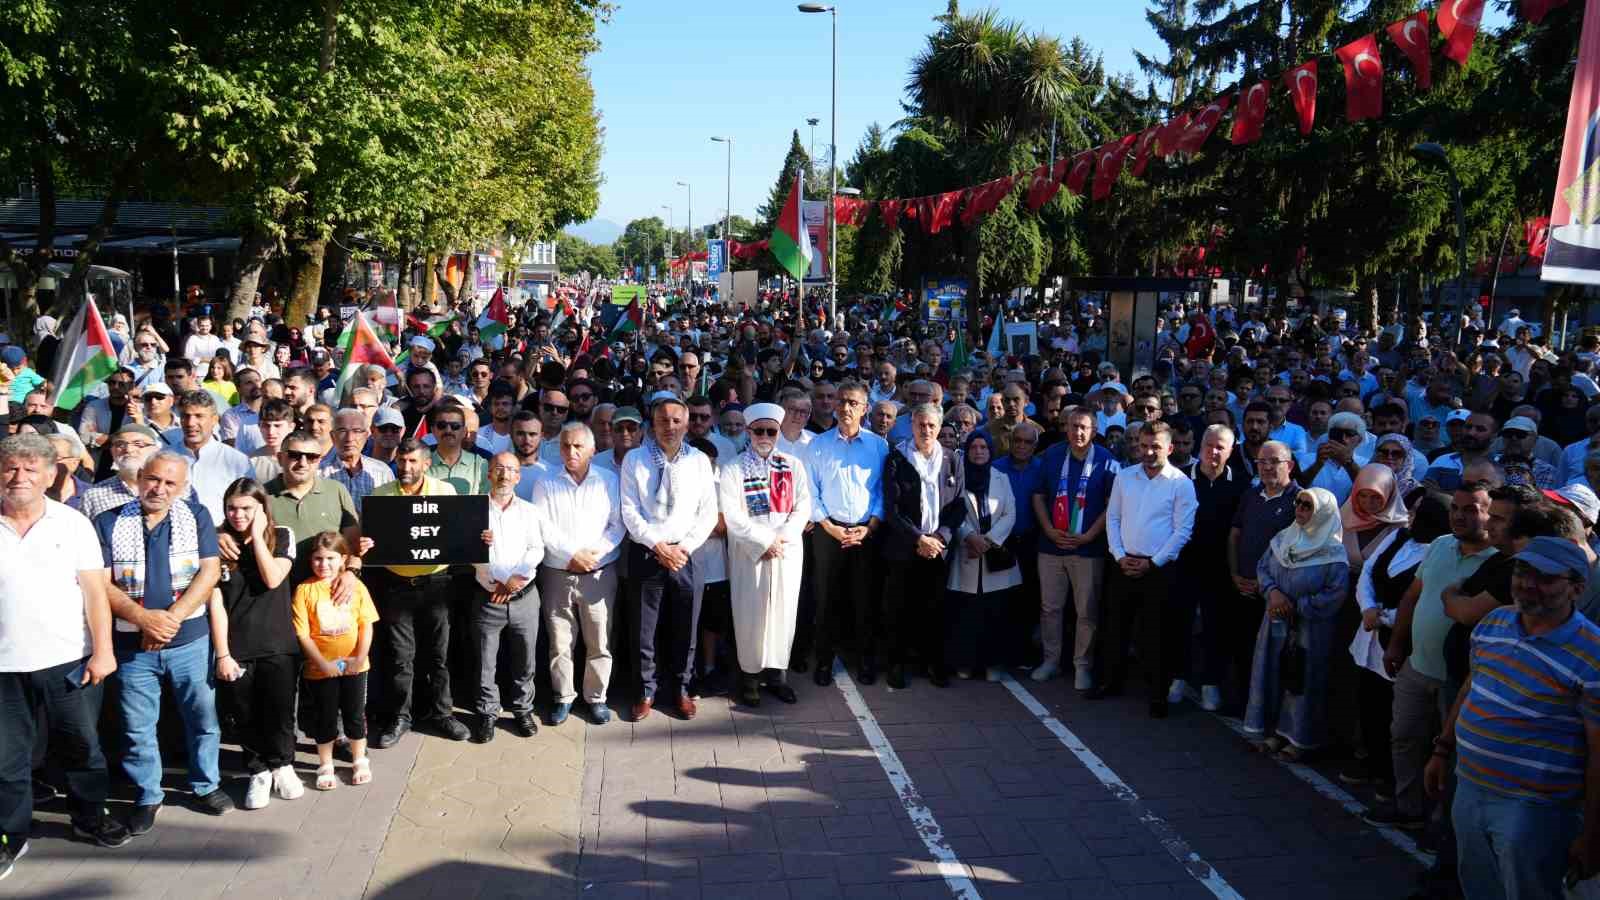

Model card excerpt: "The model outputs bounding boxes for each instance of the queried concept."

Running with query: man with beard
[80,369,143,479]
[397,368,440,437]
[534,387,570,468]
[1425,412,1498,491]
[688,396,737,461]
[593,407,642,474]
[474,383,517,457]
[218,367,265,452]
[509,411,549,499]
[79,424,174,520]
[171,391,252,523]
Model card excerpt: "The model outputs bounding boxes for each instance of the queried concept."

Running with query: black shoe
[193,789,234,816]
[71,811,131,848]
[431,716,471,741]
[1148,700,1169,719]
[929,668,950,688]
[686,674,705,700]
[1361,805,1426,831]
[788,657,810,675]
[32,778,59,803]
[373,718,411,750]
[469,715,496,744]
[1337,763,1374,786]
[0,835,28,881]
[813,665,834,687]
[766,682,798,704]
[740,676,762,707]
[126,803,160,836]
[857,664,876,686]
[511,713,538,738]
[887,665,907,690]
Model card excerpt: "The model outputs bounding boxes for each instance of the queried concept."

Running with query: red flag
[1438,0,1484,65]
[412,415,430,442]
[960,176,1013,227]
[1130,126,1160,175]
[1526,216,1551,260]
[1177,95,1232,153]
[922,191,961,234]
[1386,11,1433,91]
[1231,81,1270,145]
[1336,34,1384,121]
[1524,0,1571,23]
[1091,136,1136,201]
[1155,112,1191,158]
[1063,150,1094,197]
[901,198,920,225]
[833,196,867,226]
[878,198,904,229]
[1283,61,1318,135]
[1025,160,1068,211]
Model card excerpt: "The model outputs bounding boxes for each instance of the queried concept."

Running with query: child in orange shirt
[291,532,379,790]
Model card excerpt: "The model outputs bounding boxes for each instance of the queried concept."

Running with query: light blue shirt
[1559,438,1596,487]
[804,426,889,525]
[1269,420,1310,455]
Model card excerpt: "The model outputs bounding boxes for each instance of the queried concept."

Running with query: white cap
[409,335,435,352]
[745,402,784,425]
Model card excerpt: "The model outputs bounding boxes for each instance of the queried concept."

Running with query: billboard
[801,200,830,283]
[923,277,967,321]
[1545,0,1600,285]
[706,239,726,287]
[611,284,646,306]
[473,254,498,299]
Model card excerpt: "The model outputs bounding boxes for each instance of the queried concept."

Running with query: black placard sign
[360,494,489,566]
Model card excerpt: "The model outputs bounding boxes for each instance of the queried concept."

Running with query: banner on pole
[706,240,726,287]
[801,200,830,284]
[1545,0,1600,285]
[612,284,646,306]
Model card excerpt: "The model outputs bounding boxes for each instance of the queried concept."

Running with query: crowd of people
[3,288,1600,899]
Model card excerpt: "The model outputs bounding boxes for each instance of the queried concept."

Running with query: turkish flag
[833,196,867,226]
[1064,150,1095,196]
[923,191,962,234]
[1092,135,1136,201]
[1336,34,1383,121]
[1283,61,1318,135]
[1231,81,1270,145]
[1524,0,1571,23]
[878,198,903,229]
[1155,112,1191,158]
[1386,11,1432,91]
[1177,95,1232,153]
[1526,216,1551,260]
[960,176,1013,227]
[1130,126,1160,175]
[1438,0,1484,65]
[1025,158,1069,211]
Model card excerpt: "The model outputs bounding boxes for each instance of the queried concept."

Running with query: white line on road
[996,673,1246,900]
[1184,688,1433,867]
[831,663,983,900]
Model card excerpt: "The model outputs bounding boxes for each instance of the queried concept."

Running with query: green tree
[616,217,669,273]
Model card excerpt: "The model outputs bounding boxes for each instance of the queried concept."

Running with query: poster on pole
[706,240,726,287]
[801,200,830,284]
[1002,321,1040,357]
[1544,0,1600,285]
[611,284,646,306]
[923,277,967,321]
[473,254,498,299]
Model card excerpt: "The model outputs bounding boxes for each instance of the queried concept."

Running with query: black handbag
[1278,612,1307,696]
[978,498,1017,572]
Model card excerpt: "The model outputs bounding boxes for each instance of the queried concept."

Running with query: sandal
[351,756,372,786]
[315,763,338,791]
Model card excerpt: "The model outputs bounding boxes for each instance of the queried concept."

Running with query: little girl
[291,532,379,790]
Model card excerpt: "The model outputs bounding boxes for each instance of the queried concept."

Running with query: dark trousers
[1099,560,1177,702]
[473,587,539,716]
[790,545,817,666]
[1359,667,1396,787]
[0,659,109,837]
[1221,589,1267,709]
[946,588,1008,672]
[302,672,368,744]
[884,554,950,670]
[1007,542,1040,666]
[1173,561,1231,686]
[810,527,879,669]
[630,542,698,702]
[216,652,298,774]
[373,573,454,726]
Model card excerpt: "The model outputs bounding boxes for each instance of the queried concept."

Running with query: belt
[827,517,871,528]
[377,571,450,588]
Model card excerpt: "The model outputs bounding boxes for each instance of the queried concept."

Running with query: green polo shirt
[1409,534,1498,681]
[428,448,489,496]
[266,475,359,582]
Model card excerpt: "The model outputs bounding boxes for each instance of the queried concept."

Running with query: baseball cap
[372,407,404,430]
[1553,483,1600,526]
[0,346,23,368]
[143,381,173,397]
[1097,382,1127,396]
[1501,416,1537,435]
[1445,409,1471,424]
[111,422,162,443]
[1512,536,1591,579]
[409,335,435,352]
[612,406,643,426]
[310,348,330,363]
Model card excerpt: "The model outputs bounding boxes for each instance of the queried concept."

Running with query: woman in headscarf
[1371,434,1418,499]
[944,431,1022,682]
[1340,464,1410,568]
[718,403,811,706]
[1244,487,1351,761]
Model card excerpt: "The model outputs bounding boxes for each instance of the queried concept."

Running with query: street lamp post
[806,117,820,162]
[1411,141,1470,347]
[710,137,733,241]
[799,3,838,323]
[676,181,692,290]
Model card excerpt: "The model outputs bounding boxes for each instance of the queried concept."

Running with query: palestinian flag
[550,295,575,334]
[770,172,813,281]
[476,287,509,341]
[406,312,453,340]
[608,296,642,339]
[51,300,118,411]
[336,310,396,398]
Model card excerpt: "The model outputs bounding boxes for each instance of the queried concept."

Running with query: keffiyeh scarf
[110,499,201,607]
[739,447,795,517]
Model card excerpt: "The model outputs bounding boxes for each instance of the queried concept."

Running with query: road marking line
[996,673,1245,900]
[1184,688,1433,866]
[831,663,983,900]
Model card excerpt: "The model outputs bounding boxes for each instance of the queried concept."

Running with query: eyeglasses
[282,450,321,462]
[1255,457,1291,466]
[1294,498,1316,510]
[749,427,779,437]
[542,403,569,415]
[433,421,464,431]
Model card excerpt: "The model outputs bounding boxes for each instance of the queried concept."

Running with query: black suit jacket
[881,445,967,562]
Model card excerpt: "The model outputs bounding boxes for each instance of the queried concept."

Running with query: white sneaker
[1166,679,1189,705]
[1073,667,1093,691]
[243,771,272,810]
[272,765,305,800]
[1031,660,1060,682]
[1200,685,1223,712]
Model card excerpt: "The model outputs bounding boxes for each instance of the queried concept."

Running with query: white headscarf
[1269,487,1347,569]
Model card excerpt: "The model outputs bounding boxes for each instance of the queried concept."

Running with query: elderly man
[1100,421,1198,717]
[171,390,252,525]
[589,403,615,453]
[592,406,642,473]
[619,394,718,721]
[1033,407,1119,688]
[534,423,624,725]
[1173,424,1247,711]
[1300,410,1365,506]
[0,435,127,874]
[80,424,169,520]
[719,404,811,706]
[469,452,546,743]
[320,408,394,514]
[368,439,468,746]
[775,388,814,456]
[96,451,228,828]
[868,400,898,438]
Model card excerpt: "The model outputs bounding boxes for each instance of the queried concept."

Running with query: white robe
[718,449,812,674]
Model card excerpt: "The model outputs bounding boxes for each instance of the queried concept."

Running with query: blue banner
[648,264,657,281]
[706,240,726,286]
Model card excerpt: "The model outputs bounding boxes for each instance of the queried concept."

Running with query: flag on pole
[986,313,1004,358]
[607,296,643,339]
[950,323,970,372]
[50,300,118,411]
[406,313,453,340]
[336,310,396,398]
[769,172,813,281]
[476,287,509,342]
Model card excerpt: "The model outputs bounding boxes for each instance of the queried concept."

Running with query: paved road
[13,665,1426,899]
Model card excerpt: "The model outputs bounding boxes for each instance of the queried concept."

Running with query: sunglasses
[542,403,569,415]
[375,424,403,433]
[749,427,779,437]
[283,450,321,462]
[433,421,464,431]
[1294,499,1316,510]
[688,412,713,422]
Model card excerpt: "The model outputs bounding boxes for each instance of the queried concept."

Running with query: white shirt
[905,444,945,535]
[776,430,813,458]
[1355,529,1426,619]
[0,500,104,671]
[476,493,545,592]
[619,444,718,553]
[177,438,254,522]
[531,464,625,569]
[183,333,223,367]
[1106,462,1198,566]
[219,402,259,445]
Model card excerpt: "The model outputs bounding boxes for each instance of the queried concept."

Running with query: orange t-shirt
[291,577,379,680]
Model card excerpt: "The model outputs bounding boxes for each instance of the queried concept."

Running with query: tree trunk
[433,254,460,308]
[226,227,276,323]
[284,237,328,327]
[321,228,352,304]
[5,144,59,344]
[420,252,437,309]
[395,245,416,311]
[60,154,143,318]
[1356,280,1378,335]
[1377,275,1398,329]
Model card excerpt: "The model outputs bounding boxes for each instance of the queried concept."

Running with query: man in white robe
[718,403,812,706]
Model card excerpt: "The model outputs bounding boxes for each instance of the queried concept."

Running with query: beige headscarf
[1269,487,1347,570]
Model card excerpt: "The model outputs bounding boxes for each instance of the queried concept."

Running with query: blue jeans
[1453,778,1580,900]
[117,636,221,806]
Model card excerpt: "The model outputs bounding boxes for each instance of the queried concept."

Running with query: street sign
[360,495,489,566]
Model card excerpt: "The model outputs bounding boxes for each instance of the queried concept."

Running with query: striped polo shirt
[1456,605,1600,806]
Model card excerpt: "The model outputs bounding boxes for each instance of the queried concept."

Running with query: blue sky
[585,2,1158,232]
